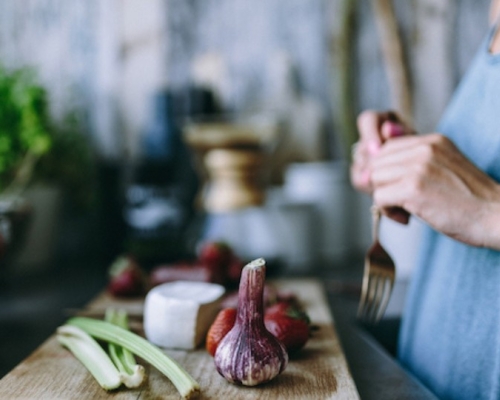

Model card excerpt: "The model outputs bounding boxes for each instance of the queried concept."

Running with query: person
[350,1,500,399]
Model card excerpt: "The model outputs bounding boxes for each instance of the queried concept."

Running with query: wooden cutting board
[0,279,360,399]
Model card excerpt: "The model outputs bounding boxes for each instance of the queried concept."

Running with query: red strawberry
[264,301,311,353]
[207,302,311,356]
[264,315,310,354]
[206,308,237,356]
[266,299,305,317]
[107,255,145,297]
[265,301,293,316]
[198,241,235,285]
[199,241,232,268]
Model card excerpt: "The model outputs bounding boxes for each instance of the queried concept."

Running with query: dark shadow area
[0,262,107,378]
[326,288,437,399]
[322,256,438,400]
[360,317,401,358]
[0,161,121,378]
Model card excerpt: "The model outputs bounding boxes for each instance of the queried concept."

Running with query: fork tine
[358,206,396,323]
[357,260,371,317]
[358,271,379,321]
[374,276,395,322]
[368,274,385,321]
[366,273,385,322]
[366,273,379,315]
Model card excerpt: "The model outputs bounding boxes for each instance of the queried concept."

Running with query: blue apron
[398,24,500,400]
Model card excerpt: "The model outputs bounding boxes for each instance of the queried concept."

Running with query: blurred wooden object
[412,0,456,133]
[204,148,265,212]
[329,0,359,157]
[371,0,413,123]
[184,119,276,213]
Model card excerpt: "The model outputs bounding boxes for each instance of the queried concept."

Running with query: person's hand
[350,110,414,223]
[350,110,413,194]
[371,133,500,249]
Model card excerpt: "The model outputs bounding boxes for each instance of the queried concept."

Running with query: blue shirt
[398,25,500,400]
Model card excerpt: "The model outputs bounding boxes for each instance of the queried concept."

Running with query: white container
[267,200,319,274]
[283,161,355,264]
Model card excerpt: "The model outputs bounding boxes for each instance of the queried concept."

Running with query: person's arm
[489,0,500,53]
[350,110,500,249]
[490,0,500,25]
[370,133,500,250]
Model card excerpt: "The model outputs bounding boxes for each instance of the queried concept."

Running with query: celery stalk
[66,317,200,399]
[105,308,146,388]
[57,325,122,390]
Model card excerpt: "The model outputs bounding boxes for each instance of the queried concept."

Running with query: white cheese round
[144,280,225,350]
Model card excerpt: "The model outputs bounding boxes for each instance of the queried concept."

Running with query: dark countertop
[314,254,438,400]
[0,255,438,399]
[324,280,437,399]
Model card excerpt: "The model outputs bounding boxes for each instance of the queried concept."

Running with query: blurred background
[0,0,492,377]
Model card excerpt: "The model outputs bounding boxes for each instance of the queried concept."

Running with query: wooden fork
[357,206,396,323]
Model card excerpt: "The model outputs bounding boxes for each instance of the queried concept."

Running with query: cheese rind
[144,281,225,350]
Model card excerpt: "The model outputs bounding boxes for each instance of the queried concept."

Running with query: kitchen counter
[323,279,437,399]
[0,255,437,399]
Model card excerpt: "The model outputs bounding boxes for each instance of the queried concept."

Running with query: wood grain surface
[0,279,359,399]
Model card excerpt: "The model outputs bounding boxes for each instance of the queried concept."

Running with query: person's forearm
[477,185,500,250]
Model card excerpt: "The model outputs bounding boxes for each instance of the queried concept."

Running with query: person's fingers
[373,180,410,214]
[375,134,425,158]
[371,162,408,186]
[371,159,412,225]
[351,169,372,193]
[370,132,418,225]
[352,110,412,196]
[356,110,383,154]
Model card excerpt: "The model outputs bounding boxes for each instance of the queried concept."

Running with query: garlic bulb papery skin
[214,258,288,386]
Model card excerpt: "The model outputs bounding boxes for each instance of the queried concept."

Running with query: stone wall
[0,0,492,160]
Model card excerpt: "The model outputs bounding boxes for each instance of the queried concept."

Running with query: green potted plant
[0,64,94,272]
[0,65,52,196]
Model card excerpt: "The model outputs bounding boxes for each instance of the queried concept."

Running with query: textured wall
[0,0,495,279]
[0,0,102,148]
[0,0,167,159]
[166,0,332,110]
[0,0,493,159]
